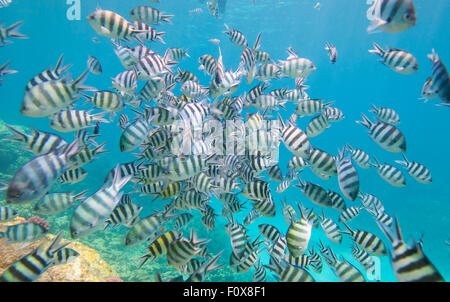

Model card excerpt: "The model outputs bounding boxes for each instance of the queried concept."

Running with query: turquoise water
[0,0,449,282]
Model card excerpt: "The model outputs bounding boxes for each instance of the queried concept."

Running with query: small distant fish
[189,8,203,15]
[369,43,418,74]
[366,0,417,33]
[208,38,220,45]
[87,55,103,75]
[314,2,321,10]
[324,42,337,64]
[369,104,400,125]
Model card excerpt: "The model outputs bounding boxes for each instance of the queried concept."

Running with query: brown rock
[0,217,121,282]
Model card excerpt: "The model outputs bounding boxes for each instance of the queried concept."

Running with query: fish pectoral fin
[99,26,112,36]
[367,18,387,33]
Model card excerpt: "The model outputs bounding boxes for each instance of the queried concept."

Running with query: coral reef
[0,217,120,282]
[25,216,50,230]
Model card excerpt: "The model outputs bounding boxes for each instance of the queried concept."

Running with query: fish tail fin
[369,42,385,57]
[6,21,28,39]
[47,231,71,256]
[73,189,89,201]
[355,113,373,129]
[162,15,174,24]
[111,164,133,192]
[3,124,28,143]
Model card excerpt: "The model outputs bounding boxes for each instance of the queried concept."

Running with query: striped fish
[236,248,261,274]
[34,190,87,215]
[371,156,406,187]
[272,263,315,282]
[367,207,394,228]
[352,244,376,275]
[359,192,385,215]
[125,214,165,246]
[59,168,88,184]
[0,231,70,282]
[356,113,406,153]
[279,47,316,78]
[308,248,323,273]
[5,140,79,204]
[328,190,347,212]
[174,213,193,230]
[306,113,329,137]
[113,43,138,70]
[241,180,271,201]
[330,256,366,282]
[366,0,417,33]
[87,9,144,43]
[138,230,181,268]
[223,24,248,49]
[0,206,18,222]
[286,206,312,257]
[119,118,150,152]
[70,165,132,239]
[133,21,166,44]
[369,43,418,74]
[288,156,309,171]
[87,55,102,75]
[0,222,48,243]
[278,114,312,159]
[341,223,387,256]
[295,177,332,208]
[129,6,173,25]
[165,155,210,181]
[345,145,372,169]
[295,99,333,117]
[268,235,287,265]
[395,153,432,184]
[50,110,109,133]
[25,54,71,92]
[103,202,143,230]
[308,148,337,176]
[377,217,444,282]
[319,210,342,244]
[21,70,92,118]
[256,63,281,81]
[83,91,124,115]
[253,260,267,282]
[253,196,276,218]
[53,248,80,265]
[255,50,272,64]
[339,206,363,223]
[167,229,210,268]
[336,147,360,201]
[427,49,450,104]
[258,224,281,243]
[4,125,68,156]
[369,104,401,125]
[112,70,137,95]
[198,54,217,77]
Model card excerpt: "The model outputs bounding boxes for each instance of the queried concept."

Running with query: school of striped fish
[0,0,448,282]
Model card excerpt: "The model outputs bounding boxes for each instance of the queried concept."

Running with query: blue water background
[0,0,449,281]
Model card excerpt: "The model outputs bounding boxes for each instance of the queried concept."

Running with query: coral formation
[0,217,120,282]
[25,216,50,230]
